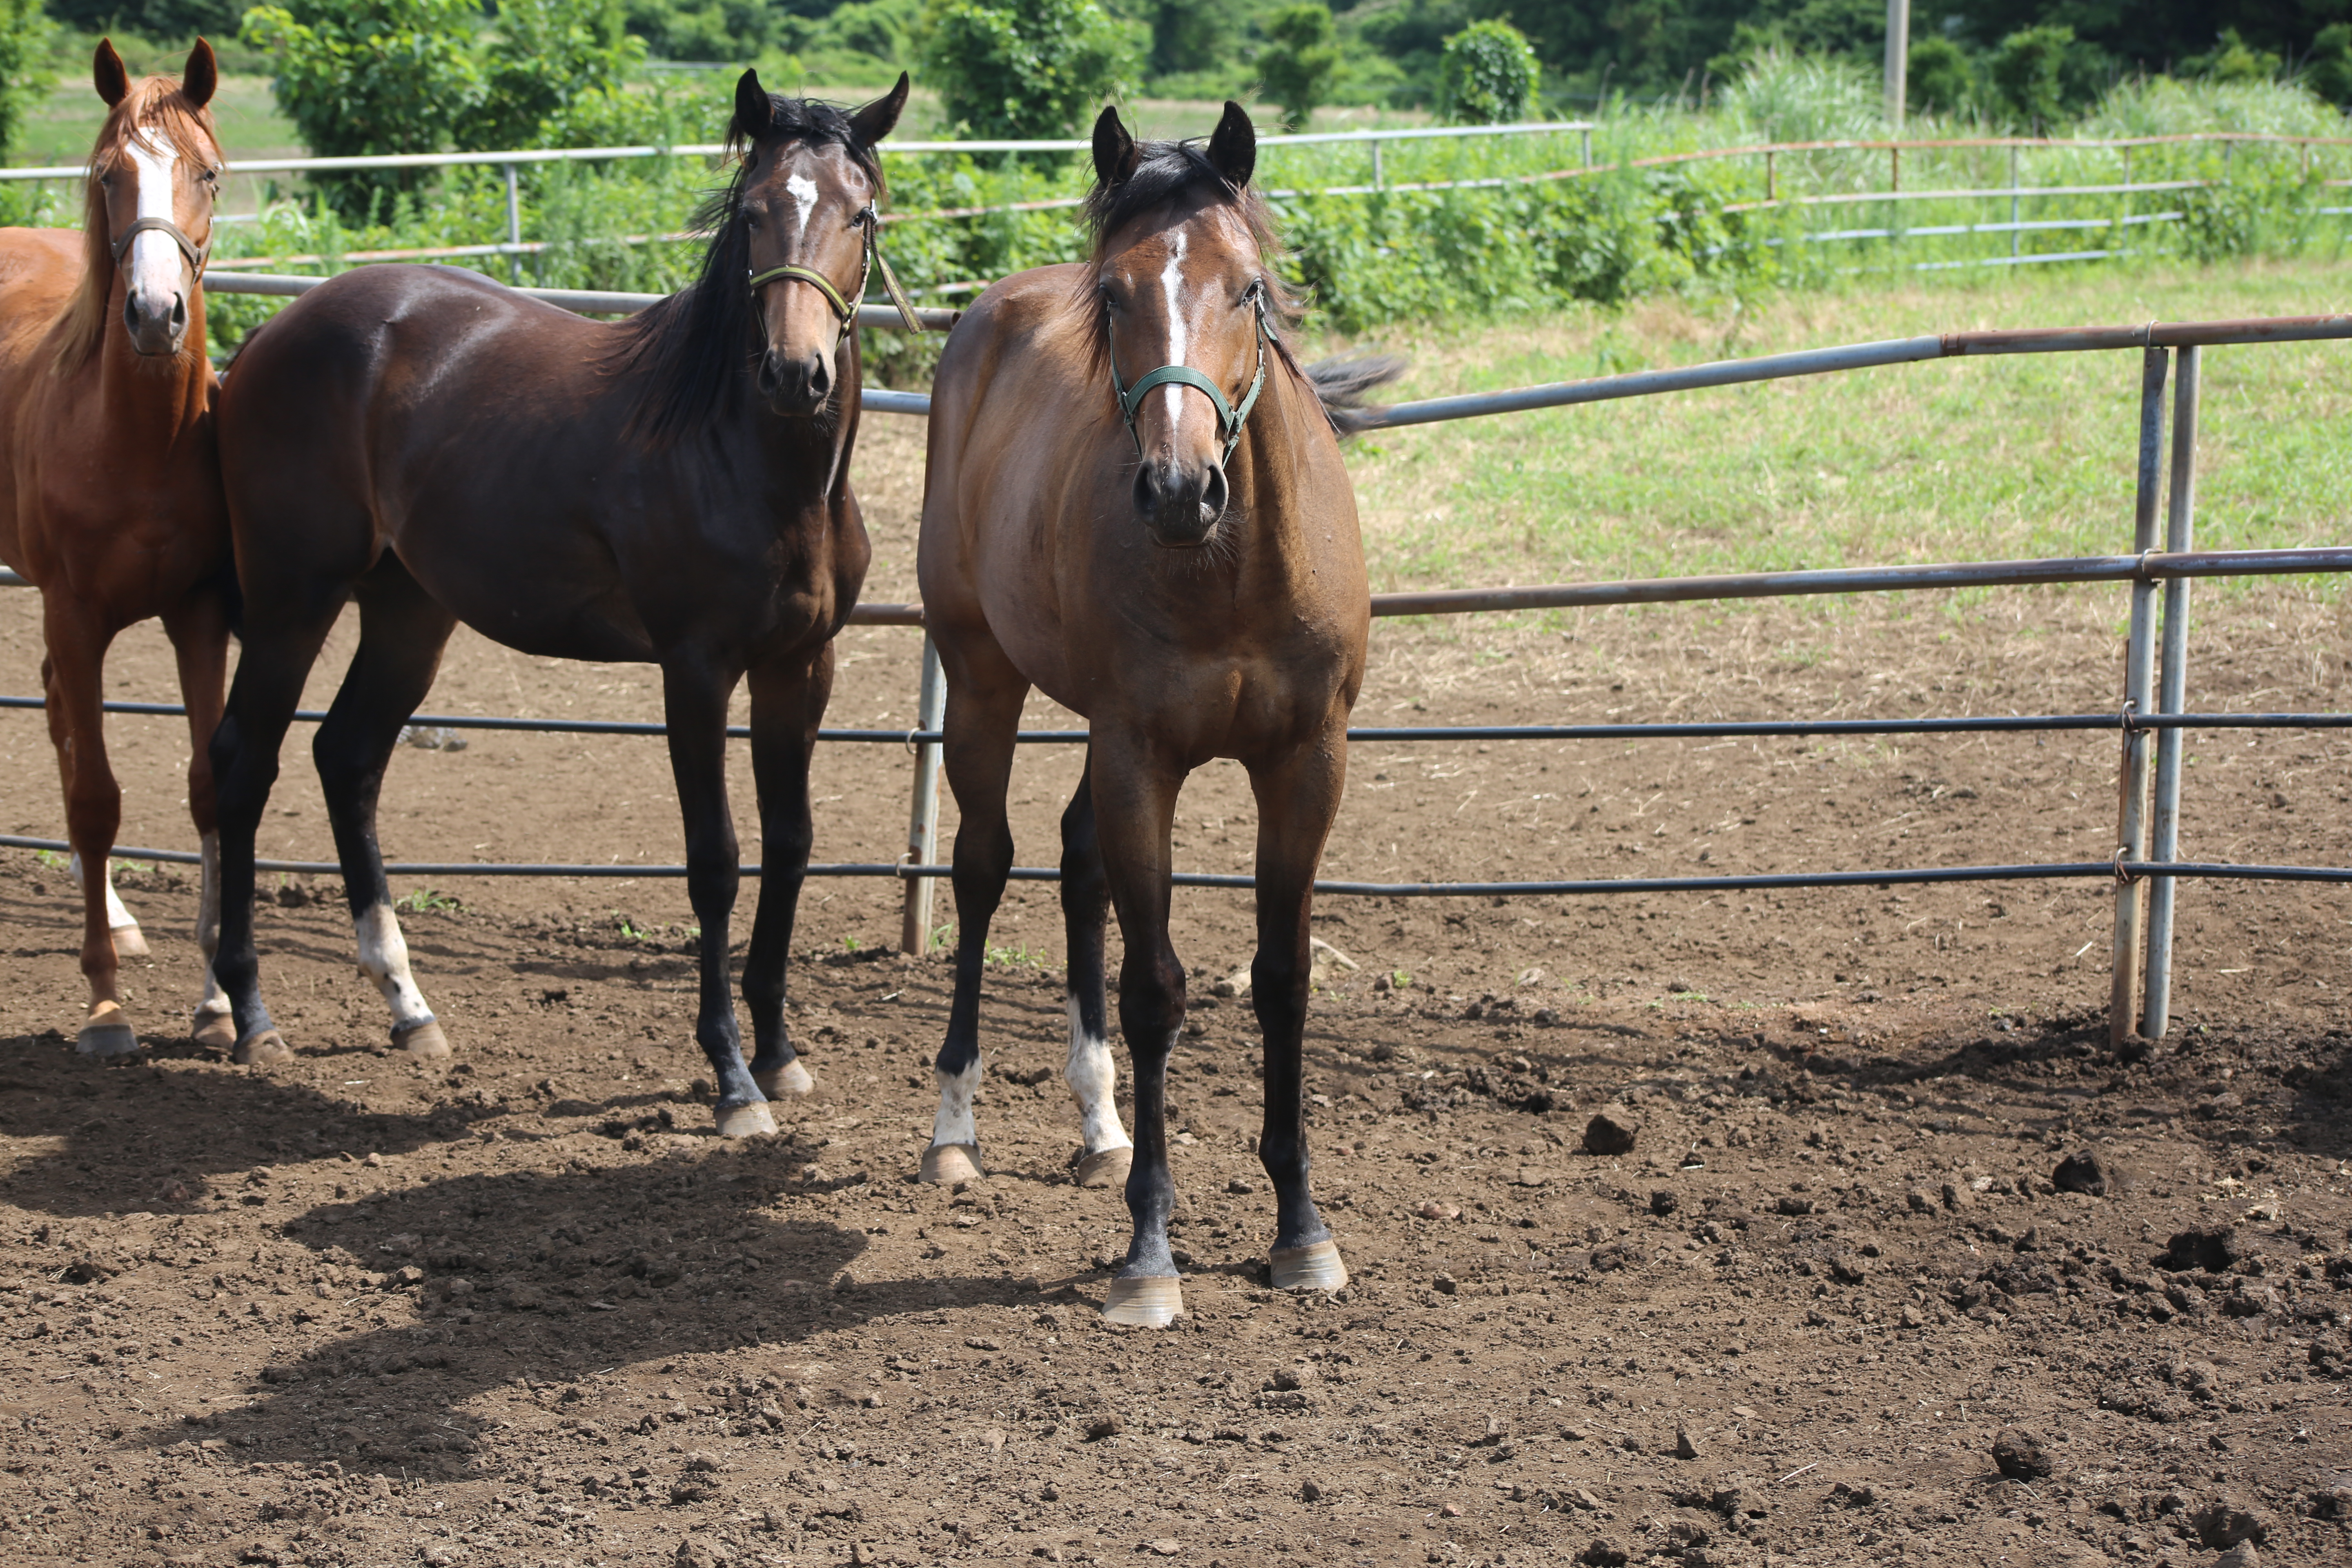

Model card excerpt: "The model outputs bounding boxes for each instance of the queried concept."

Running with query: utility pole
[1884,0,1910,127]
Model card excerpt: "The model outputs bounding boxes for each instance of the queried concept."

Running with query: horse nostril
[170,294,187,331]
[1200,464,1228,520]
[1132,466,1158,517]
[806,356,831,397]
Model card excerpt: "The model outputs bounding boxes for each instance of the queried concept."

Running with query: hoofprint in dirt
[2,858,2352,1568]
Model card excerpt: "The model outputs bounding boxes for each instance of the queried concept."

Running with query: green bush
[0,0,53,163]
[2311,24,2352,107]
[1434,19,1539,126]
[918,0,1136,143]
[1256,4,1339,134]
[1988,24,2070,132]
[2182,28,2282,85]
[1905,35,1972,118]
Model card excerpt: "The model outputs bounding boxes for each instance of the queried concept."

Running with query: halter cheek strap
[746,204,923,343]
[1109,291,1273,467]
[111,215,210,277]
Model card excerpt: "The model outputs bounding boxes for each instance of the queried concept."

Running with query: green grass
[1332,256,2352,596]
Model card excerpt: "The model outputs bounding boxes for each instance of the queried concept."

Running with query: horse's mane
[1076,137,1310,388]
[56,75,220,376]
[610,93,884,441]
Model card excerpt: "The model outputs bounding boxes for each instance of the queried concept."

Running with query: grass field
[1330,257,2352,600]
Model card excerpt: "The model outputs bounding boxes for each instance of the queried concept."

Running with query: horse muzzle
[757,347,835,416]
[122,284,188,358]
[1133,456,1228,548]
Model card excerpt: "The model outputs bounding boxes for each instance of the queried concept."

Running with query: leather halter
[746,203,921,344]
[1108,284,1272,467]
[111,214,210,279]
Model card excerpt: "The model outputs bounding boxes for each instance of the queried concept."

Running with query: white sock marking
[1065,993,1132,1156]
[124,131,185,320]
[931,1056,982,1150]
[354,902,435,1032]
[1158,230,1189,430]
[784,172,819,241]
[194,832,229,1022]
[71,851,139,932]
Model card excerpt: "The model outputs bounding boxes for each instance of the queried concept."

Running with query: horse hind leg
[164,588,235,1048]
[314,562,458,1062]
[1059,768,1132,1189]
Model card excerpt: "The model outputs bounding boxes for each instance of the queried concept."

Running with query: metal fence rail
[4,309,2349,1047]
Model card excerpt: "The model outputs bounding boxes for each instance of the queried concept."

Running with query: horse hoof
[920,1142,983,1184]
[715,1100,778,1139]
[1270,1239,1350,1292]
[393,1019,452,1061]
[76,1004,140,1057]
[754,1059,815,1099]
[233,1029,294,1068]
[1073,1146,1132,1189]
[110,924,149,959]
[1102,1274,1184,1327]
[190,1009,236,1051]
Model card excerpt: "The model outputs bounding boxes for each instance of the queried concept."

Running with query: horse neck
[1226,356,1324,562]
[93,267,214,434]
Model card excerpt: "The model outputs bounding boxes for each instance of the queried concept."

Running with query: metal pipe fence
[4,308,2349,1044]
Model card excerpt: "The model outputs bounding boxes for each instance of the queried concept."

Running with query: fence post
[1372,141,1384,192]
[2142,344,2201,1038]
[2009,143,2020,260]
[503,163,523,283]
[1581,128,1592,169]
[2109,345,2170,1048]
[1765,149,1775,203]
[899,635,948,957]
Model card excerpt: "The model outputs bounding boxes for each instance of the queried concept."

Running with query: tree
[1905,33,1971,116]
[1988,23,2069,132]
[2310,24,2352,107]
[463,0,647,151]
[1256,4,1339,133]
[0,0,52,164]
[1436,18,1539,125]
[919,0,1137,143]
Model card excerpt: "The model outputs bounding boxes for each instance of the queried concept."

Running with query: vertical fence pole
[1765,148,1775,203]
[1372,141,1384,192]
[899,635,948,957]
[2110,345,2170,1048]
[1581,128,1592,169]
[1883,0,1910,129]
[503,163,523,283]
[2009,143,2020,260]
[2142,344,2201,1038]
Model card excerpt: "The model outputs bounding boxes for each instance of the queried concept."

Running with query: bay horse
[0,40,236,1057]
[207,72,910,1127]
[917,103,1396,1325]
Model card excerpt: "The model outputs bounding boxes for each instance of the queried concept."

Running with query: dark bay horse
[209,72,909,1129]
[917,104,1396,1324]
[0,40,236,1056]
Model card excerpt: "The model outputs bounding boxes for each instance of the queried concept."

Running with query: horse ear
[183,38,219,110]
[732,69,774,143]
[849,73,909,147]
[1091,105,1138,187]
[94,38,129,108]
[1207,101,1256,189]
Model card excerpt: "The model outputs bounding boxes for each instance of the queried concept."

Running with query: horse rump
[1302,350,1407,434]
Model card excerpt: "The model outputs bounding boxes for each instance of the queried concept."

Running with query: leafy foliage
[1987,24,2069,131]
[1905,35,1971,116]
[917,0,1136,142]
[1256,4,1340,134]
[1435,18,1539,125]
[0,0,54,162]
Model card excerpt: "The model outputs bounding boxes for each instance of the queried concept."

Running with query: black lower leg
[933,812,1011,1099]
[742,655,824,1083]
[1059,768,1110,1049]
[1118,948,1183,1278]
[1255,929,1330,1254]
[662,659,760,1114]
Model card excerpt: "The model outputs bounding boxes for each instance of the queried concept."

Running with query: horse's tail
[1302,351,1408,436]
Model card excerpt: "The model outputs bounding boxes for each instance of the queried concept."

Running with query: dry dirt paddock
[2,417,2352,1568]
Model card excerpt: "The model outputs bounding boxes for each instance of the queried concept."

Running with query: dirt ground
[4,413,2352,1567]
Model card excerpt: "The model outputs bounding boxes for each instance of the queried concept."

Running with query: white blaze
[1065,994,1132,1157]
[124,131,186,310]
[784,172,819,241]
[354,902,435,1032]
[930,1056,982,1151]
[1158,229,1189,430]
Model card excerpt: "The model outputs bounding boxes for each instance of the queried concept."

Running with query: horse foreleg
[662,655,768,1138]
[922,642,1029,1184]
[163,588,234,1048]
[41,606,137,1055]
[1248,726,1350,1293]
[1058,765,1132,1188]
[314,565,457,1061]
[1090,735,1188,1327]
[742,648,831,1101]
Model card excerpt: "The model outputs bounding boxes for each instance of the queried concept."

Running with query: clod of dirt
[1992,1427,2053,1479]
[1580,1539,1631,1567]
[1650,1189,1679,1217]
[2192,1492,2273,1549]
[1084,1414,1123,1441]
[2214,1544,2261,1568]
[1582,1108,1641,1156]
[1419,1201,1461,1221]
[1142,1539,1182,1557]
[1299,1479,1324,1501]
[2053,1147,2121,1196]
[1433,1272,1459,1294]
[1675,1424,1699,1459]
[1940,1180,1972,1211]
[2161,1225,2246,1273]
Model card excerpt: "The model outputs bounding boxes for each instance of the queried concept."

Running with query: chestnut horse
[0,41,234,1056]
[917,104,1396,1324]
[207,73,909,1125]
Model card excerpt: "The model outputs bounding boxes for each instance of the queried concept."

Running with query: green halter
[1108,286,1273,467]
[746,203,922,342]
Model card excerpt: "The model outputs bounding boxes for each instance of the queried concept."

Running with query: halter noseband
[110,215,211,279]
[1108,285,1272,467]
[746,203,922,344]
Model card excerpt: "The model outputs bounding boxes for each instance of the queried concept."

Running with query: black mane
[1082,139,1264,259]
[612,94,884,440]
